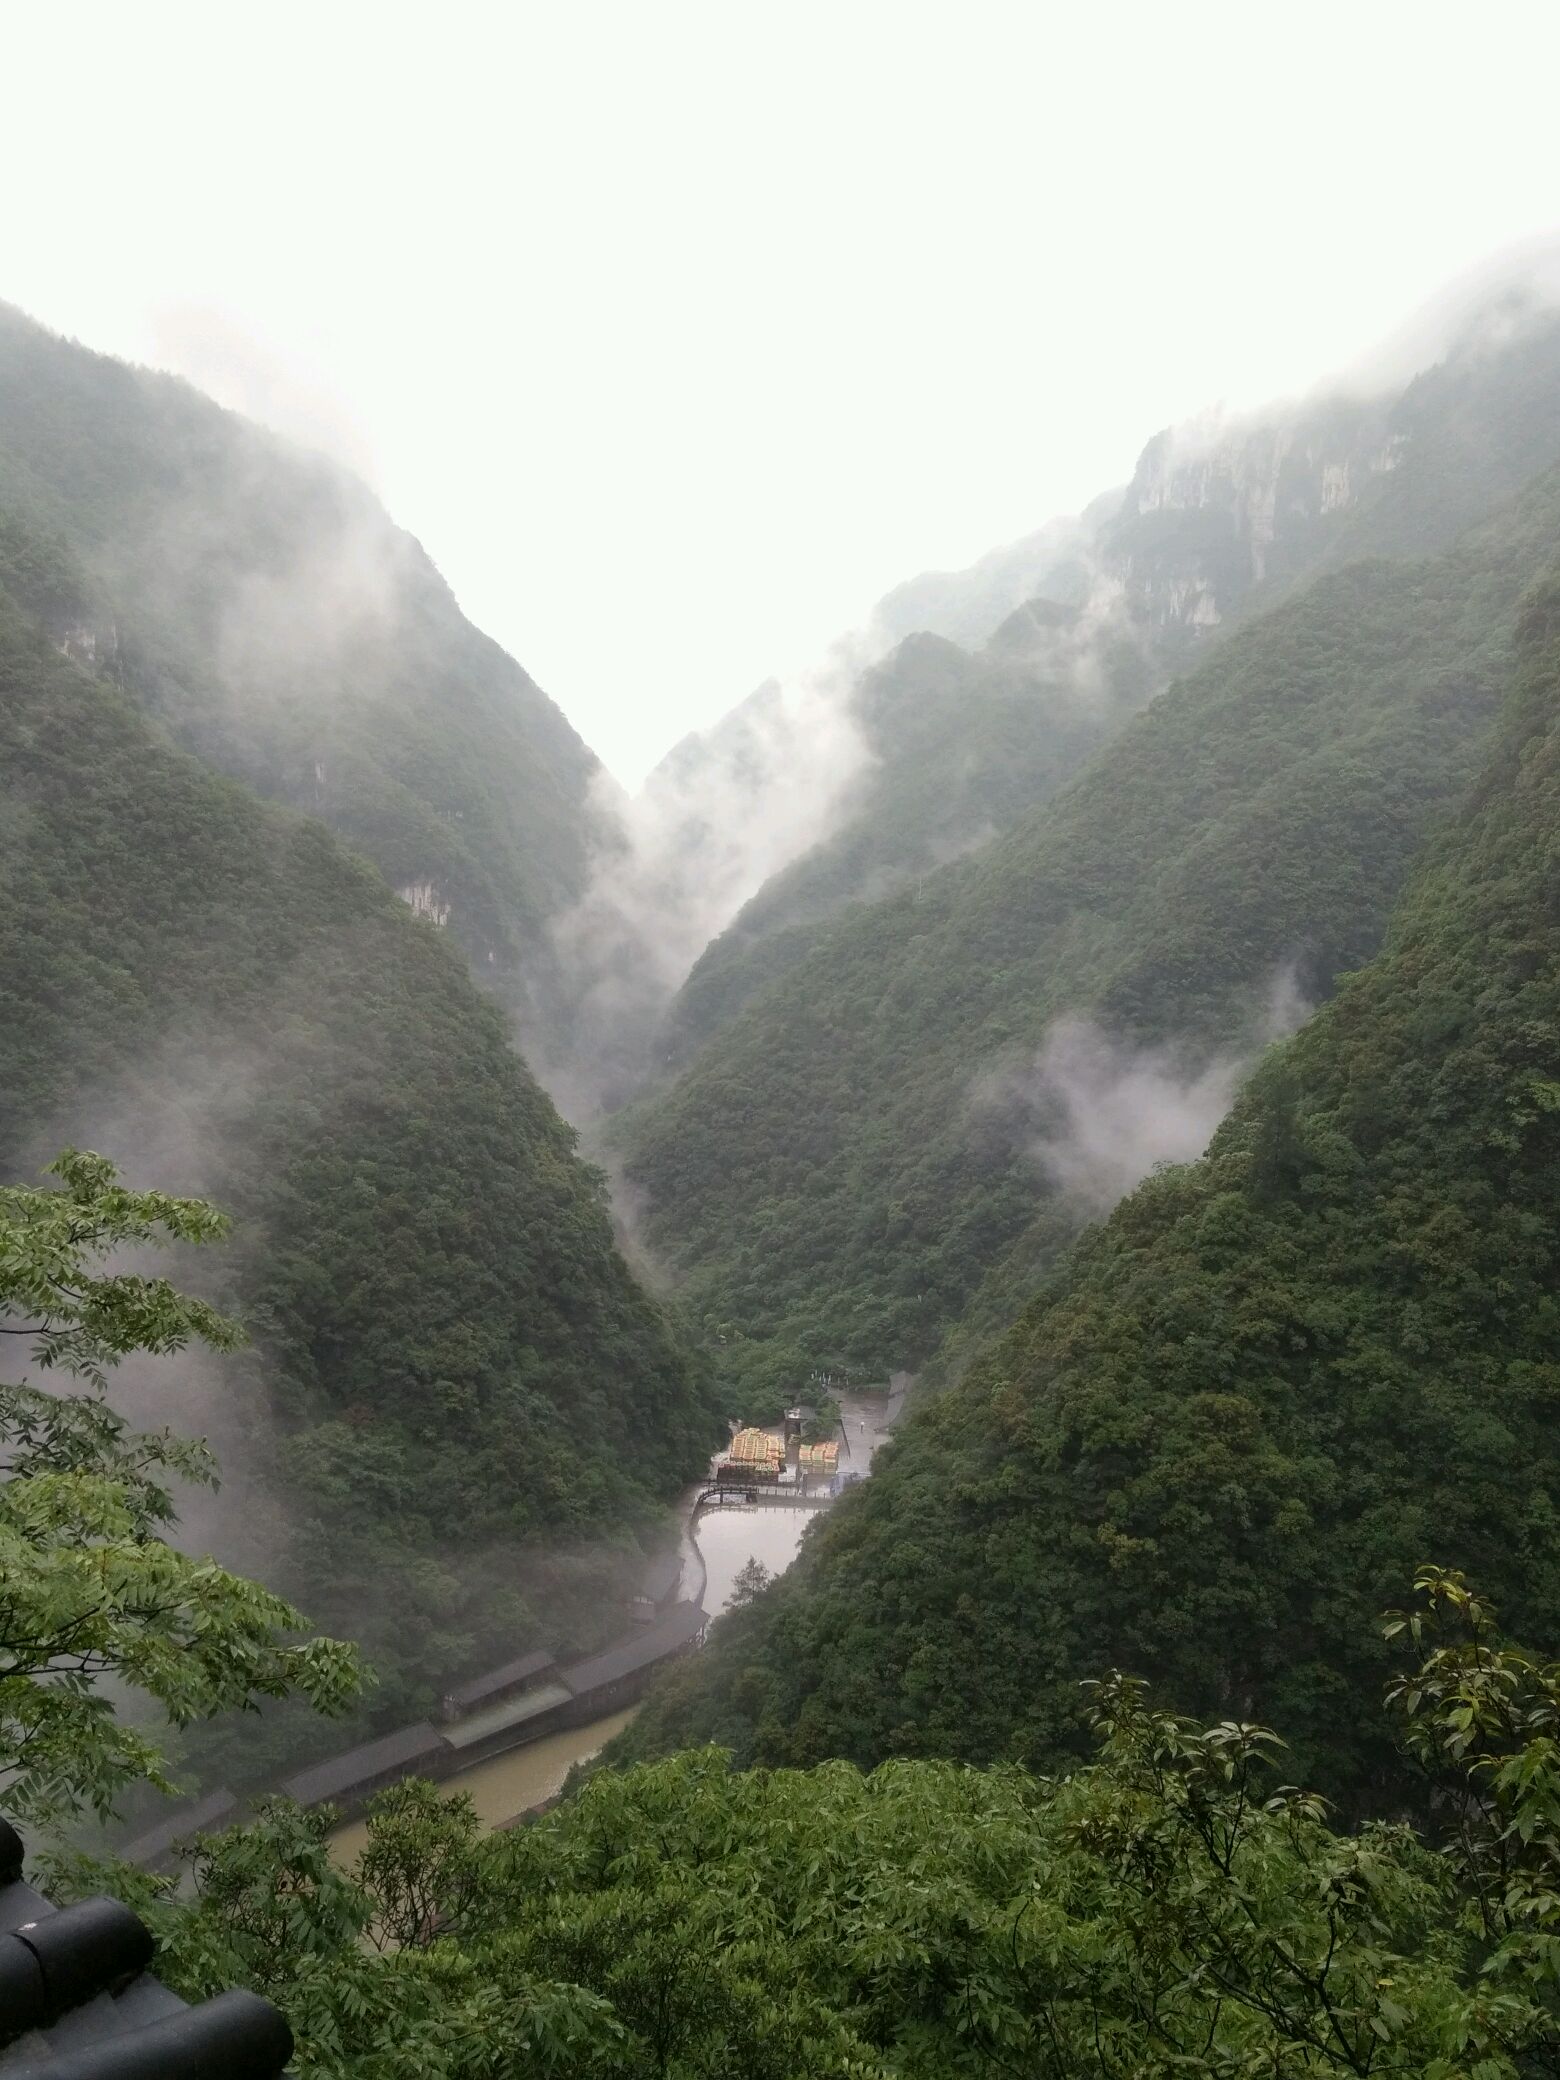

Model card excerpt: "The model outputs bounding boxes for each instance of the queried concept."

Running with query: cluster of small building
[713,1415,841,1492]
[715,1427,786,1483]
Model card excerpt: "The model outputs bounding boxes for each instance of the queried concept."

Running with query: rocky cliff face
[867,303,1560,673]
[1100,401,1403,635]
[1099,302,1560,641]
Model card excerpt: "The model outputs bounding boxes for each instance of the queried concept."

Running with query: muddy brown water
[328,1706,640,1863]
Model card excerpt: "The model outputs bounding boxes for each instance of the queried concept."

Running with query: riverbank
[122,1602,705,1869]
[127,1381,904,1867]
[326,1706,640,1862]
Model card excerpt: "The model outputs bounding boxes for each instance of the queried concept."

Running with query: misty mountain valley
[10,40,1560,2073]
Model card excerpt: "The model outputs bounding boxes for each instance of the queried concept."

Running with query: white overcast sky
[5,1,1560,784]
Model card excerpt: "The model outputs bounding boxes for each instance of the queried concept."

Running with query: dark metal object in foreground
[0,1816,292,2079]
[0,1990,292,2080]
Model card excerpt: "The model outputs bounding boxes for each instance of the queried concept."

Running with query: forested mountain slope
[0,547,718,1768]
[617,565,1560,1805]
[664,606,1155,1061]
[0,302,601,1037]
[614,455,1560,1408]
[650,305,1560,1078]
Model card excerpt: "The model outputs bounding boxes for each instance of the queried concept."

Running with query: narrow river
[690,1504,819,1614]
[328,1707,640,1862]
[331,1387,894,1856]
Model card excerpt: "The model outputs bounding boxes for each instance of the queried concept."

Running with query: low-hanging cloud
[1023,1018,1250,1210]
[540,633,883,1112]
[976,968,1311,1215]
[543,544,1151,1119]
[150,301,380,484]
[1330,233,1560,401]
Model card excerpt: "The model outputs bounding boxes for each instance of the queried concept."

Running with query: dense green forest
[13,1087,1560,2078]
[10,270,1560,2075]
[615,566,1560,1805]
[654,309,1560,1087]
[77,1573,1560,2078]
[613,441,1560,1413]
[0,302,602,1039]
[0,554,718,1776]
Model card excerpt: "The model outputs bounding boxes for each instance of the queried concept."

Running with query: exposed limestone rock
[399,880,452,927]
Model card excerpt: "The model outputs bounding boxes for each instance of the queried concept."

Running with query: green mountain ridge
[613,412,1560,1411]
[0,515,718,1782]
[615,556,1560,1806]
[0,301,602,1046]
[644,308,1560,1089]
[661,609,1157,1065]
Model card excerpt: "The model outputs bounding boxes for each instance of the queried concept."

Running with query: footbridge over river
[693,1483,833,1512]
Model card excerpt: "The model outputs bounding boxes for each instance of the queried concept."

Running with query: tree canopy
[0,1150,359,1825]
[57,1571,1560,2078]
